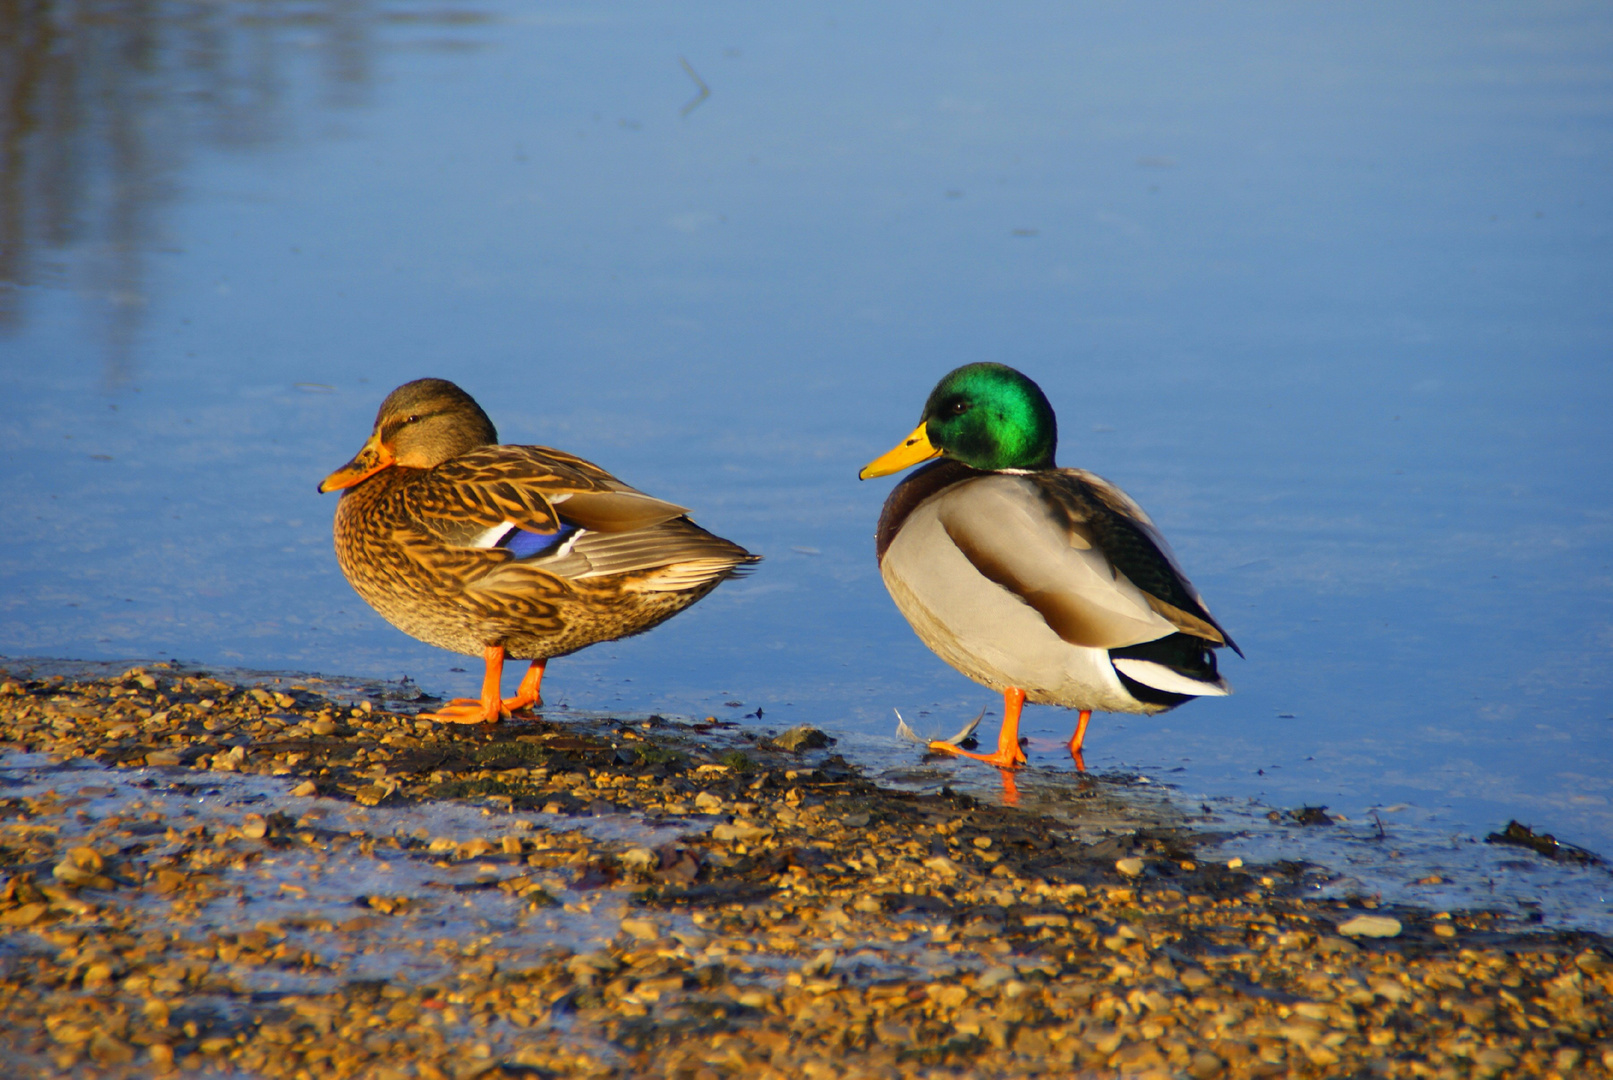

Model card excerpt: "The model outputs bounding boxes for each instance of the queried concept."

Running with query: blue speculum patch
[501,522,580,560]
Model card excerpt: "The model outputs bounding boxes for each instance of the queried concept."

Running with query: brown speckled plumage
[320,379,757,720]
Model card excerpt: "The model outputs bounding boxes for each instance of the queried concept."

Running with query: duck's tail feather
[1109,632,1230,706]
[1111,658,1230,697]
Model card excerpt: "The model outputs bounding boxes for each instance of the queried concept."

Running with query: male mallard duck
[319,378,758,723]
[859,363,1239,768]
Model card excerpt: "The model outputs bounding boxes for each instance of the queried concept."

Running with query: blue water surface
[2,3,1610,900]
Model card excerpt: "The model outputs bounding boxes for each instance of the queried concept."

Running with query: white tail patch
[1112,658,1230,697]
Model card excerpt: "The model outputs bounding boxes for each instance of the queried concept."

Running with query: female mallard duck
[319,378,758,724]
[859,363,1240,768]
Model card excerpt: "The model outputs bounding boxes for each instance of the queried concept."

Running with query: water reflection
[0,0,477,379]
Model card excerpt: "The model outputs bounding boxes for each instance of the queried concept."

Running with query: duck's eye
[949,401,969,416]
[404,414,420,424]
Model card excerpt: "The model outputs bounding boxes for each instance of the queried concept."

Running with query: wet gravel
[1,661,1611,1079]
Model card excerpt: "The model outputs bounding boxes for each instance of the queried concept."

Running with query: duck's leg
[1068,709,1091,772]
[420,644,507,724]
[502,659,546,714]
[928,687,1028,768]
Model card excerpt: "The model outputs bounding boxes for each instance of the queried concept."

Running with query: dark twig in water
[678,56,710,116]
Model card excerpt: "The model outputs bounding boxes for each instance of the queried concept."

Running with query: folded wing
[937,473,1238,657]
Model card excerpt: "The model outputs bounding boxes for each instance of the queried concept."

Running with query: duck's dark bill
[859,422,940,479]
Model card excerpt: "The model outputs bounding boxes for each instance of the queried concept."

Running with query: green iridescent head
[918,363,1057,471]
[860,363,1058,479]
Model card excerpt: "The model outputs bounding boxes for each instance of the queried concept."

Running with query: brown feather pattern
[328,383,757,664]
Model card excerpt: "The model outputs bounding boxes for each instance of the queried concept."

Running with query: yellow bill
[859,422,941,479]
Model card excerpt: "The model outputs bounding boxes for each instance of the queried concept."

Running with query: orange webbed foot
[420,645,517,724]
[925,739,1028,768]
[419,698,503,725]
[912,688,1030,769]
[501,659,547,716]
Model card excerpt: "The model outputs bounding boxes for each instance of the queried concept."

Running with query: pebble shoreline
[1,661,1610,1079]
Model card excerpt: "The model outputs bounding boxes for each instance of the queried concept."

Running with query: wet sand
[1,660,1610,1079]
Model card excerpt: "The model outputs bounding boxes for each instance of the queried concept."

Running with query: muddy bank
[1,660,1610,1079]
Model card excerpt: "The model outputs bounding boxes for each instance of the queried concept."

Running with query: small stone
[977,965,1014,989]
[800,949,837,977]
[1306,1044,1341,1067]
[290,780,318,797]
[620,918,660,941]
[0,901,47,926]
[1577,950,1610,975]
[1226,857,1243,869]
[1432,923,1456,938]
[355,784,392,806]
[241,814,268,839]
[694,792,724,813]
[1187,1050,1225,1079]
[922,856,961,879]
[1115,857,1145,877]
[712,822,773,842]
[1369,978,1409,1003]
[52,847,107,886]
[621,847,657,871]
[1180,968,1212,991]
[89,1033,136,1065]
[1338,914,1402,938]
[764,726,831,752]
